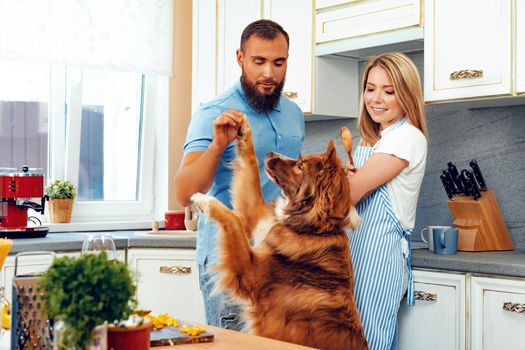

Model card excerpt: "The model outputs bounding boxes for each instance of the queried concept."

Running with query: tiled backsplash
[303,53,525,250]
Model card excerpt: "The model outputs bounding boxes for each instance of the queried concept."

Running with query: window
[0,59,157,224]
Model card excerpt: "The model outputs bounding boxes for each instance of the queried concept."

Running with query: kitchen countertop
[153,325,316,350]
[7,231,525,279]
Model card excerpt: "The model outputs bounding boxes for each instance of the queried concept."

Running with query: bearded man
[175,19,304,331]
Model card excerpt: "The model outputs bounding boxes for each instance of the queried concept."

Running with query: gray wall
[303,53,525,250]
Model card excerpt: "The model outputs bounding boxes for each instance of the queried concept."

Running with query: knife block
[447,188,514,251]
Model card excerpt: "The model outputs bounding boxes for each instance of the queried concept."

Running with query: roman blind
[0,0,173,76]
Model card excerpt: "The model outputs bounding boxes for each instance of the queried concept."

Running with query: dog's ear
[326,139,338,164]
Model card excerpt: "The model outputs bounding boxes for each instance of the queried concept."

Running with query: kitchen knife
[469,160,488,191]
[442,170,459,195]
[462,169,481,200]
[447,162,463,193]
[440,174,454,200]
[460,176,476,200]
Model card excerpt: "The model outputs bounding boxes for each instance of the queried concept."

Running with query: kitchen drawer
[398,270,466,350]
[471,276,525,350]
[0,252,80,302]
[128,249,205,324]
[316,0,422,44]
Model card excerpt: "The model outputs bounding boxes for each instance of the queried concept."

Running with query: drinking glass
[81,234,116,260]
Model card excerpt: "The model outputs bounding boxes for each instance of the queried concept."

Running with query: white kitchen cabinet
[264,0,313,113]
[516,0,525,94]
[0,252,81,302]
[471,276,525,350]
[192,0,317,115]
[398,270,466,350]
[316,0,422,44]
[216,0,262,94]
[127,248,205,324]
[424,0,512,102]
[193,0,360,118]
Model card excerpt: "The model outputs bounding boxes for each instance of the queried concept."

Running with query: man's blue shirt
[183,81,304,265]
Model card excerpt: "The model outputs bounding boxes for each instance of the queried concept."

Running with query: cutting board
[150,325,214,347]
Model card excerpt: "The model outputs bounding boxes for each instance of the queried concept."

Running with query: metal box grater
[10,252,55,350]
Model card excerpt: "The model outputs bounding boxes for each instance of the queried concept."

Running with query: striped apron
[349,118,414,350]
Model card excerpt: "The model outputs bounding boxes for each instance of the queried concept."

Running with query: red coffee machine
[0,165,48,238]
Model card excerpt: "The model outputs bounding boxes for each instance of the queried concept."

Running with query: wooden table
[152,325,318,350]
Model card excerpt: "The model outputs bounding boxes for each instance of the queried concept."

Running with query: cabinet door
[265,0,313,113]
[517,0,525,94]
[216,0,262,93]
[471,276,525,350]
[398,270,466,350]
[424,0,511,102]
[127,249,205,324]
[316,0,421,44]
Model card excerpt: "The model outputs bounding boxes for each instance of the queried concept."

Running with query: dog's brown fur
[191,120,368,350]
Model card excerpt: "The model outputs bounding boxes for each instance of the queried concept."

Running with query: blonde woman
[346,52,428,350]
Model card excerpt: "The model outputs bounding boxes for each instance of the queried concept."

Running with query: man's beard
[240,72,285,114]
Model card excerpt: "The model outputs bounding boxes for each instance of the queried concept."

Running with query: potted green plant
[39,252,150,350]
[45,180,77,223]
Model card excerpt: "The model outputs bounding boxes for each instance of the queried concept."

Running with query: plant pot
[107,318,152,350]
[48,198,74,223]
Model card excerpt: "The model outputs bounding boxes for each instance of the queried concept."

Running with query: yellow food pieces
[145,313,179,330]
[145,313,206,336]
[180,324,206,337]
[1,301,10,329]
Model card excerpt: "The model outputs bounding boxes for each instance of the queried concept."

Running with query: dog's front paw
[236,115,252,141]
[190,192,212,215]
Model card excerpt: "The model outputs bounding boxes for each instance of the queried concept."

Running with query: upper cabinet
[316,0,422,44]
[192,0,315,115]
[216,0,262,94]
[192,0,360,118]
[424,0,512,102]
[517,0,525,94]
[264,0,313,113]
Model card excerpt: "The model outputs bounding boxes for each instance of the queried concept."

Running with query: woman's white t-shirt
[373,121,427,230]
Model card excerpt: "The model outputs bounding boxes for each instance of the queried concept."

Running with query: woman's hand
[345,162,357,179]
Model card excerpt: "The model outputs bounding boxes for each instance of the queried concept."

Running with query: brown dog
[191,120,368,350]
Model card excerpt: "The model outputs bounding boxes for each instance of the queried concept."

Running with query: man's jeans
[198,260,245,330]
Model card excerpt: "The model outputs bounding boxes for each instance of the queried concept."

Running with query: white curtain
[0,0,173,76]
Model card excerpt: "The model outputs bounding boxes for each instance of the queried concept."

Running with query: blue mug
[433,228,458,255]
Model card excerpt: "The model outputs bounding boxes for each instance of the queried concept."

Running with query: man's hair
[240,19,289,52]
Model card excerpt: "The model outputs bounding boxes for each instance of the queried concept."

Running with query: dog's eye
[296,161,304,170]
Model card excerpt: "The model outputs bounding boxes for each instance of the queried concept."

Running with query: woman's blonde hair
[358,52,427,146]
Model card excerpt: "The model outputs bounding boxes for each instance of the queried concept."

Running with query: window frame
[45,66,158,225]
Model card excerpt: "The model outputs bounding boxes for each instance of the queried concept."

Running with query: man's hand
[209,110,245,154]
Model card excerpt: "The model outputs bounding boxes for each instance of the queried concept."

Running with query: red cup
[165,210,185,230]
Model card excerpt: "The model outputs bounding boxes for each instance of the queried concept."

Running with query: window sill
[47,220,154,233]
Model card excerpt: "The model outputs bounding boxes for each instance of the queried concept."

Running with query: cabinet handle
[414,291,437,302]
[449,69,483,80]
[284,91,298,99]
[159,266,192,274]
[503,302,525,314]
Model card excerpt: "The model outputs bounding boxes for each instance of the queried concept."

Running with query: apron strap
[403,230,415,306]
